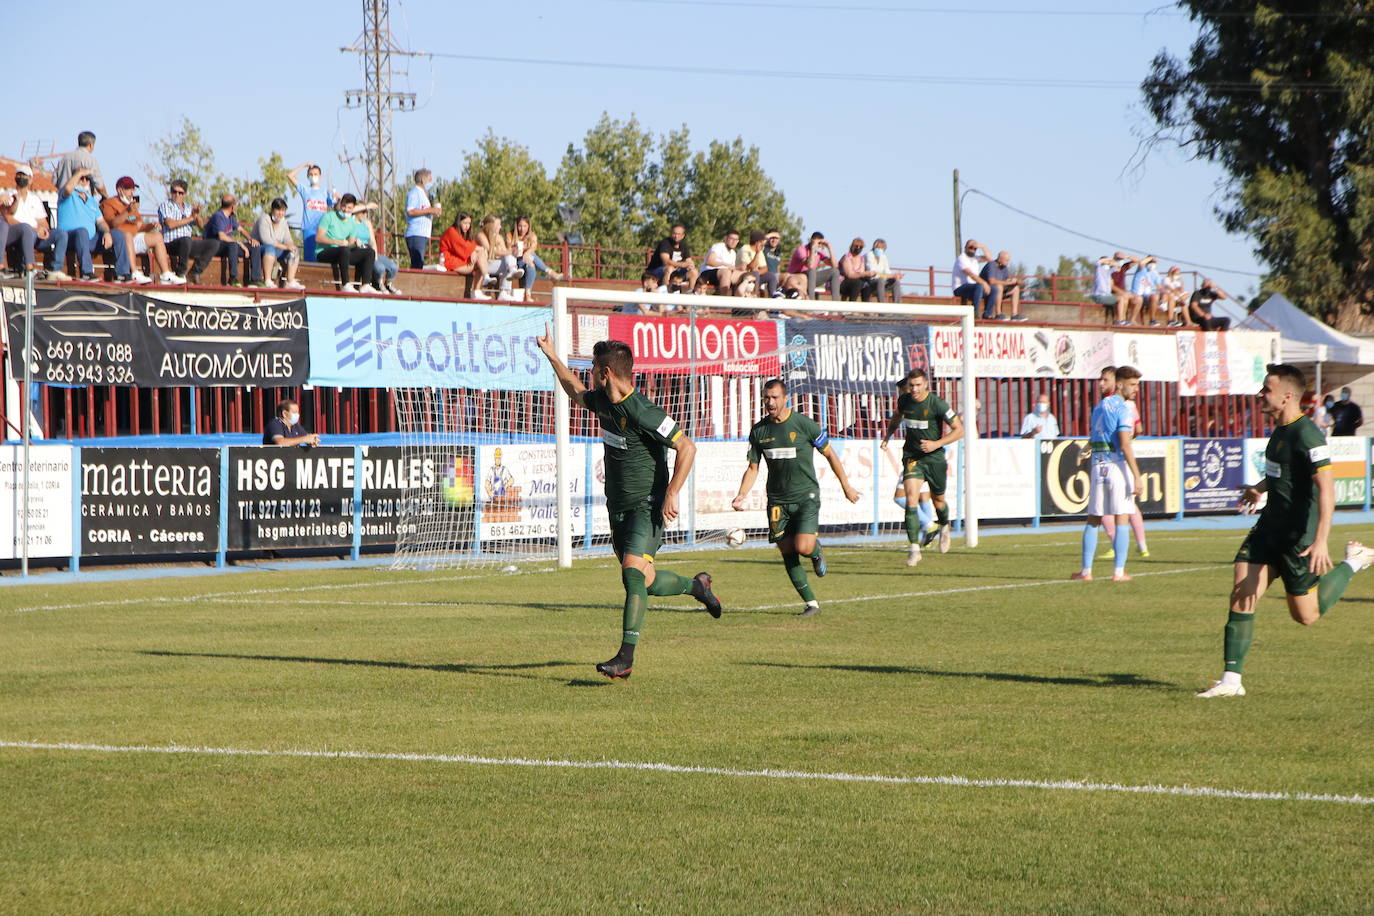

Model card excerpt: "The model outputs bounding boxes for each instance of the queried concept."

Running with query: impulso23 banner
[780,320,930,396]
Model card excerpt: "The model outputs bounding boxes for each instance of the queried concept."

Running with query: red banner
[606,314,781,375]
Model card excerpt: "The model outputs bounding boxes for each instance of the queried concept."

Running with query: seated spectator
[646,223,697,291]
[838,237,875,301]
[204,194,255,286]
[101,177,182,284]
[55,169,126,281]
[250,197,304,290]
[475,215,523,300]
[356,213,401,294]
[730,272,769,318]
[1110,252,1144,325]
[952,239,991,313]
[315,193,377,293]
[1329,387,1363,436]
[290,161,334,262]
[620,272,662,314]
[404,169,441,269]
[439,212,488,297]
[159,180,218,284]
[701,230,742,293]
[1089,255,1134,325]
[508,216,565,293]
[980,250,1024,320]
[1161,265,1188,326]
[735,230,770,294]
[864,238,903,303]
[3,164,70,280]
[1188,279,1231,330]
[263,399,319,447]
[787,231,840,299]
[1019,394,1060,439]
[0,177,10,273]
[47,130,108,199]
[1130,255,1163,325]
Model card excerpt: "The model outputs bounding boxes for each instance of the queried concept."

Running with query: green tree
[437,131,560,233]
[1141,2,1374,329]
[555,113,657,254]
[145,118,291,221]
[678,137,802,257]
[230,152,293,219]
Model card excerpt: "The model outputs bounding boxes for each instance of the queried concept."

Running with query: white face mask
[286,411,300,426]
[309,175,321,187]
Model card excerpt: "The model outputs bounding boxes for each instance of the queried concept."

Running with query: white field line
[1,739,1367,807]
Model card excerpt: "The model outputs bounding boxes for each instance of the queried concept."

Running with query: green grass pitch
[3,527,1373,913]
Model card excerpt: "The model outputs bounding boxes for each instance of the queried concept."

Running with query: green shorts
[610,502,664,562]
[767,496,820,544]
[902,450,947,496]
[1235,527,1318,596]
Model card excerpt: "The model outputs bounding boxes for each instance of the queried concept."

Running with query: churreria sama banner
[779,320,931,395]
[5,289,308,387]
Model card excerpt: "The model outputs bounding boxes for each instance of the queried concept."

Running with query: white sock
[1346,554,1371,574]
[1220,671,1242,686]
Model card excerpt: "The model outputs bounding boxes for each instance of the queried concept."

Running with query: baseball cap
[749,230,766,244]
[14,164,32,176]
[115,176,138,190]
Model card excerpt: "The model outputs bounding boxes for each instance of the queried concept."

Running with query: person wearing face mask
[289,161,336,262]
[55,168,125,281]
[158,179,219,284]
[3,164,71,280]
[864,238,904,304]
[264,399,320,447]
[100,177,183,285]
[251,198,303,290]
[838,236,876,301]
[315,193,377,293]
[1328,387,1363,437]
[204,194,254,286]
[1315,393,1334,436]
[1019,394,1060,439]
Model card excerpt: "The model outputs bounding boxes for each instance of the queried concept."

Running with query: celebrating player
[536,328,721,680]
[1197,364,1374,698]
[731,379,861,617]
[881,368,963,566]
[1072,365,1144,582]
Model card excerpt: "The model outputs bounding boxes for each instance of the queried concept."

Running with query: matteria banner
[227,446,357,550]
[476,443,586,542]
[604,313,781,375]
[930,326,1113,380]
[80,448,219,555]
[779,320,931,395]
[306,297,551,390]
[6,289,309,387]
[1039,438,1180,516]
[1181,438,1245,512]
[0,445,73,559]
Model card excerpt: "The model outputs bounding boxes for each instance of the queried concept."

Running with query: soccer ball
[725,528,747,548]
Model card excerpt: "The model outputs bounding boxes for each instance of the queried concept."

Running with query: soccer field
[3,526,1373,913]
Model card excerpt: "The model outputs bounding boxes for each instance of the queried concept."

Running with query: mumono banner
[80,448,219,555]
[577,313,782,375]
[5,289,308,387]
[1039,438,1181,517]
[780,320,931,395]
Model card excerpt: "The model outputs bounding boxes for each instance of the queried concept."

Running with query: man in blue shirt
[404,168,440,269]
[55,168,128,281]
[289,161,334,262]
[1018,394,1060,439]
[1072,365,1144,582]
[204,194,255,285]
[263,399,319,447]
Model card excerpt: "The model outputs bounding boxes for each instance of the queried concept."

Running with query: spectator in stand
[736,230,768,285]
[838,236,876,301]
[865,238,903,303]
[475,215,523,300]
[101,177,182,285]
[1188,279,1232,330]
[204,194,258,286]
[701,229,742,293]
[55,169,125,282]
[264,399,319,447]
[3,164,70,280]
[508,216,564,294]
[751,230,781,297]
[981,250,1025,320]
[1089,255,1134,325]
[439,211,486,296]
[289,162,334,262]
[250,197,304,290]
[1129,256,1163,326]
[1019,394,1060,439]
[357,212,401,295]
[47,130,107,199]
[1315,392,1335,436]
[1329,387,1363,436]
[1160,265,1188,326]
[788,231,840,300]
[403,168,441,269]
[158,179,218,284]
[647,223,697,291]
[1110,252,1144,325]
[621,271,662,314]
[952,239,991,314]
[315,193,378,293]
[0,173,10,272]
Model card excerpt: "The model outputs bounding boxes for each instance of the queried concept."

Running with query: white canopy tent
[1234,293,1374,365]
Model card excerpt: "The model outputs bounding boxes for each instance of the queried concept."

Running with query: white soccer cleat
[1344,541,1374,572]
[939,525,952,553]
[1196,680,1246,698]
[905,544,922,567]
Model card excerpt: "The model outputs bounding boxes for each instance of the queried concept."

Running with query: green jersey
[1257,414,1331,540]
[583,388,684,514]
[896,392,955,457]
[747,410,828,503]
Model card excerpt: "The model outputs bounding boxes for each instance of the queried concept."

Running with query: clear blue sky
[8,0,1263,296]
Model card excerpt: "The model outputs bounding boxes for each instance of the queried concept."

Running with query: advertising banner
[604,313,781,375]
[356,446,449,547]
[6,289,308,387]
[1113,333,1180,383]
[476,443,586,542]
[779,320,931,395]
[306,297,551,390]
[1039,438,1180,516]
[80,448,219,555]
[1181,438,1245,512]
[1177,330,1279,396]
[967,438,1038,520]
[930,326,1113,380]
[0,445,73,559]
[227,446,357,550]
[1327,436,1369,507]
[690,440,767,534]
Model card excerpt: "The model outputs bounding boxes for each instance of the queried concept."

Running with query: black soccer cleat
[797,602,822,618]
[595,656,633,679]
[919,522,941,548]
[811,545,827,578]
[692,571,722,618]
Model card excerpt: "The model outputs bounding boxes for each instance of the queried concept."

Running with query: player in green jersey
[537,327,722,680]
[731,379,861,617]
[1197,364,1374,698]
[880,368,964,566]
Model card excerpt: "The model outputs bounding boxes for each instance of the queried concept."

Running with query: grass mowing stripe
[2,739,1369,807]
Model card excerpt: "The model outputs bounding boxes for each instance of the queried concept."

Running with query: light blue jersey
[1089,394,1133,462]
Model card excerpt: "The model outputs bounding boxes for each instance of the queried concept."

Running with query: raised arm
[535,323,587,408]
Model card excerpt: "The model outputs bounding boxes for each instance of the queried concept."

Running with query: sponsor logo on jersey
[903,419,929,430]
[603,431,628,450]
[764,447,797,460]
[1265,458,1281,478]
[1309,445,1330,463]
[656,416,677,438]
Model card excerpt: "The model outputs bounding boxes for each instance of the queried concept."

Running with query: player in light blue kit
[1071,365,1144,582]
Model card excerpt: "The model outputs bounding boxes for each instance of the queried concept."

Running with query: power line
[613,0,1374,16]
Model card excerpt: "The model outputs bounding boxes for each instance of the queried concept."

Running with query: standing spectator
[289,161,334,262]
[701,229,742,293]
[3,164,70,280]
[1130,256,1163,326]
[439,212,488,298]
[159,179,219,284]
[508,216,565,294]
[0,173,11,272]
[646,223,697,291]
[204,194,256,286]
[951,239,991,313]
[864,238,903,303]
[55,169,125,282]
[251,197,304,290]
[787,231,840,300]
[404,168,440,269]
[1329,387,1363,436]
[1161,265,1188,326]
[1315,392,1335,437]
[838,237,875,301]
[47,130,107,199]
[980,250,1025,320]
[1019,394,1060,439]
[315,193,377,293]
[475,215,523,300]
[1089,255,1135,325]
[1188,279,1232,330]
[101,177,182,284]
[357,213,401,294]
[1110,253,1144,324]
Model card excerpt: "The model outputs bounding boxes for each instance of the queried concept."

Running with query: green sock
[935,504,949,527]
[1318,563,1355,616]
[1223,611,1254,674]
[904,507,921,543]
[800,544,821,560]
[621,567,648,645]
[783,553,816,603]
[646,569,692,596]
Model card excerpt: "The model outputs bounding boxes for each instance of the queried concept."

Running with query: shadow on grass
[745,660,1175,688]
[138,650,578,682]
